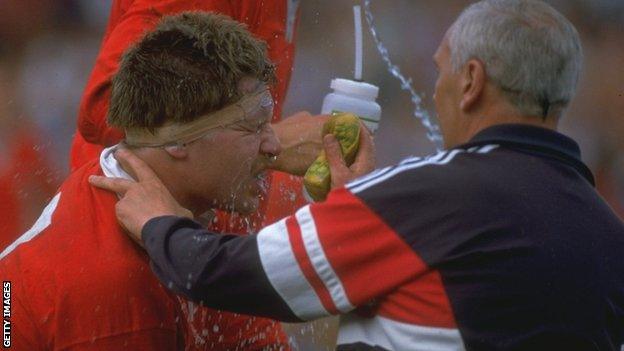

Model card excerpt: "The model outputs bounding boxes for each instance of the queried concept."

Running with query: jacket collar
[459,124,595,186]
[99,145,133,181]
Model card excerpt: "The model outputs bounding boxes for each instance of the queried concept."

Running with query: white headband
[124,89,273,147]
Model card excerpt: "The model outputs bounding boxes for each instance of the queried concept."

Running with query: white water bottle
[321,78,381,133]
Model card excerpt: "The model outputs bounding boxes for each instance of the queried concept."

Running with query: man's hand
[88,148,193,244]
[324,123,376,189]
[269,111,330,175]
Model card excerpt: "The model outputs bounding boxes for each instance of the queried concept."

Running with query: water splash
[362,0,444,151]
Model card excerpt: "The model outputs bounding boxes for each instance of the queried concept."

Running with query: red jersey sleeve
[77,1,163,146]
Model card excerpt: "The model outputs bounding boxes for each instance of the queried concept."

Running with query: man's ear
[163,144,189,159]
[459,59,486,112]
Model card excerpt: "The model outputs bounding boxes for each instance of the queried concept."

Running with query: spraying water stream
[363,0,444,150]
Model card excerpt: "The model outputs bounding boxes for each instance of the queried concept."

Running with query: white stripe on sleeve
[256,218,329,320]
[296,206,355,314]
[349,145,498,194]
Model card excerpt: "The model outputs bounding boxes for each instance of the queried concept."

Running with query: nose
[260,123,281,158]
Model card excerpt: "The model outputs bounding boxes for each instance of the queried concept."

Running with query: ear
[163,144,189,159]
[459,59,486,112]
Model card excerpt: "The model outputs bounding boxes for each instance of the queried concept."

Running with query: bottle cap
[331,78,379,99]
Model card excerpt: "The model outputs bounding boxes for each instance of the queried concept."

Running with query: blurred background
[0,0,622,348]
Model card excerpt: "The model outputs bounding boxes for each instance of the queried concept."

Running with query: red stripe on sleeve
[308,188,428,308]
[308,188,457,327]
[377,270,457,328]
[285,216,339,314]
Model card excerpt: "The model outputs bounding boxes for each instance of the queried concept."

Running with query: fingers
[324,134,353,189]
[323,134,348,173]
[114,148,159,182]
[357,122,375,159]
[89,175,134,195]
[352,122,376,174]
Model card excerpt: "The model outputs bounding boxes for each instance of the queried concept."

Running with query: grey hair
[448,0,583,118]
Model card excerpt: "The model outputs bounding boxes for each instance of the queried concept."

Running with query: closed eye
[231,120,267,134]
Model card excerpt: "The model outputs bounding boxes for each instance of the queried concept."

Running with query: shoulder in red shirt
[0,153,289,350]
[1,160,186,350]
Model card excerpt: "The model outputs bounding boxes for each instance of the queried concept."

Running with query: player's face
[186,78,280,215]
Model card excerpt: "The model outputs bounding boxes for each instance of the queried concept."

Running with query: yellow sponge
[304,113,361,201]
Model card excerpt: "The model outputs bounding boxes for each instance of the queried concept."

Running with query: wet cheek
[243,144,260,161]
